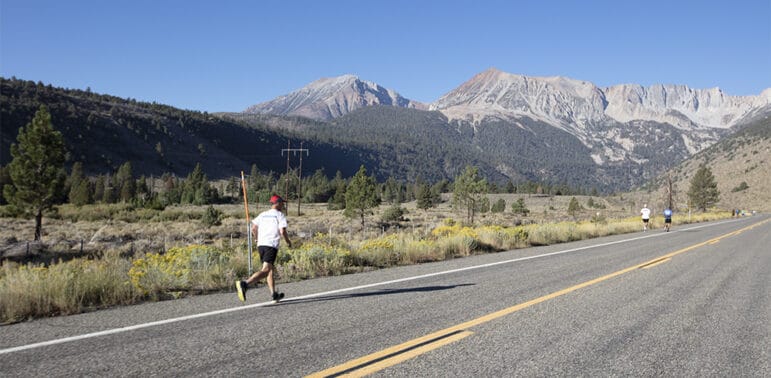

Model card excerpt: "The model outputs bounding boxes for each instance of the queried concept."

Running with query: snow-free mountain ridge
[244,68,770,169]
[433,68,770,131]
[245,75,426,121]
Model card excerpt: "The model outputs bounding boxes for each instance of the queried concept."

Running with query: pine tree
[452,165,488,224]
[93,175,106,203]
[3,106,67,240]
[568,196,582,217]
[688,165,720,211]
[67,162,85,204]
[491,198,506,213]
[102,175,116,204]
[0,165,10,205]
[181,163,218,205]
[511,198,530,215]
[416,182,434,211]
[327,170,347,210]
[115,161,136,203]
[70,180,92,206]
[505,180,516,194]
[344,165,379,228]
[135,175,151,204]
[201,205,223,227]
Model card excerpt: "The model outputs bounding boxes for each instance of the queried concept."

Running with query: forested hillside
[226,107,514,183]
[234,105,637,191]
[0,77,371,180]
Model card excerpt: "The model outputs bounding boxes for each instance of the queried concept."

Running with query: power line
[281,140,309,216]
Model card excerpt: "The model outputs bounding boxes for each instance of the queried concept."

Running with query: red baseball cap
[270,195,285,204]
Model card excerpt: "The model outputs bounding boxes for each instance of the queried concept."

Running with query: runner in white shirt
[236,195,292,303]
[640,204,651,231]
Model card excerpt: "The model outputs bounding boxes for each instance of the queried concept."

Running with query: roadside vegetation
[0,204,732,324]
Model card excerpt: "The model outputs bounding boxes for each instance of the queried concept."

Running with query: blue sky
[2,0,769,112]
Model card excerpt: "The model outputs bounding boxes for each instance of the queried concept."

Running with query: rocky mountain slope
[431,68,769,157]
[244,75,426,121]
[649,115,771,212]
[243,69,770,190]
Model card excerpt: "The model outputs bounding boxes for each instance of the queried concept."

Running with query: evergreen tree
[181,163,218,205]
[201,205,223,227]
[67,162,86,204]
[160,173,181,205]
[327,170,347,210]
[0,165,10,205]
[304,168,333,203]
[135,175,151,205]
[416,182,434,211]
[102,175,117,203]
[115,161,136,203]
[432,179,450,194]
[382,176,400,204]
[491,198,506,213]
[511,198,530,215]
[344,165,380,228]
[452,165,488,224]
[70,179,92,206]
[477,196,491,213]
[688,165,720,211]
[3,106,67,240]
[380,204,405,223]
[93,175,106,203]
[505,180,516,194]
[568,196,582,217]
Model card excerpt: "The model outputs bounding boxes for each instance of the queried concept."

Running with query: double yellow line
[307,218,769,377]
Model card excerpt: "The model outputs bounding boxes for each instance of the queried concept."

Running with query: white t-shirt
[252,209,288,248]
[640,207,651,220]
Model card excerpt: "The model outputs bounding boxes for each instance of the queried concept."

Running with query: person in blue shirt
[663,207,673,232]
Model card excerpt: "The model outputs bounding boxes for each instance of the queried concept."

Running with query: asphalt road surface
[2,215,769,377]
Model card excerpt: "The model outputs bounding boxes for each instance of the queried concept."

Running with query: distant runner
[236,194,292,303]
[663,207,673,232]
[640,204,651,231]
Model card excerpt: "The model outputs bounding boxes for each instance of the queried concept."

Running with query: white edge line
[0,217,747,355]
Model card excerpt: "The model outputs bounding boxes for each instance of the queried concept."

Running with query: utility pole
[281,141,310,216]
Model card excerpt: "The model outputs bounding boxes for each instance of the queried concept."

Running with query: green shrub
[381,205,405,223]
[511,198,530,215]
[201,205,223,227]
[731,181,749,192]
[491,198,506,213]
[283,243,353,278]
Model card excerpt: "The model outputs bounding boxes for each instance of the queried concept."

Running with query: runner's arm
[280,227,292,248]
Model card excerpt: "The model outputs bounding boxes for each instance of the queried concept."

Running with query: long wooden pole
[240,171,253,275]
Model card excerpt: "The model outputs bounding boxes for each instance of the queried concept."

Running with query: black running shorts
[258,246,278,264]
[665,218,672,224]
[642,218,649,223]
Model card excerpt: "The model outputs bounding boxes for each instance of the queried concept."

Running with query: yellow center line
[306,218,769,378]
[641,257,671,269]
[337,331,474,378]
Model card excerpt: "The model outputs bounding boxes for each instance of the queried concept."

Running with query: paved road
[2,215,769,377]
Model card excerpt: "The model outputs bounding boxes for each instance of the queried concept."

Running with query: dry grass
[0,251,139,323]
[0,197,736,323]
[652,137,771,212]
